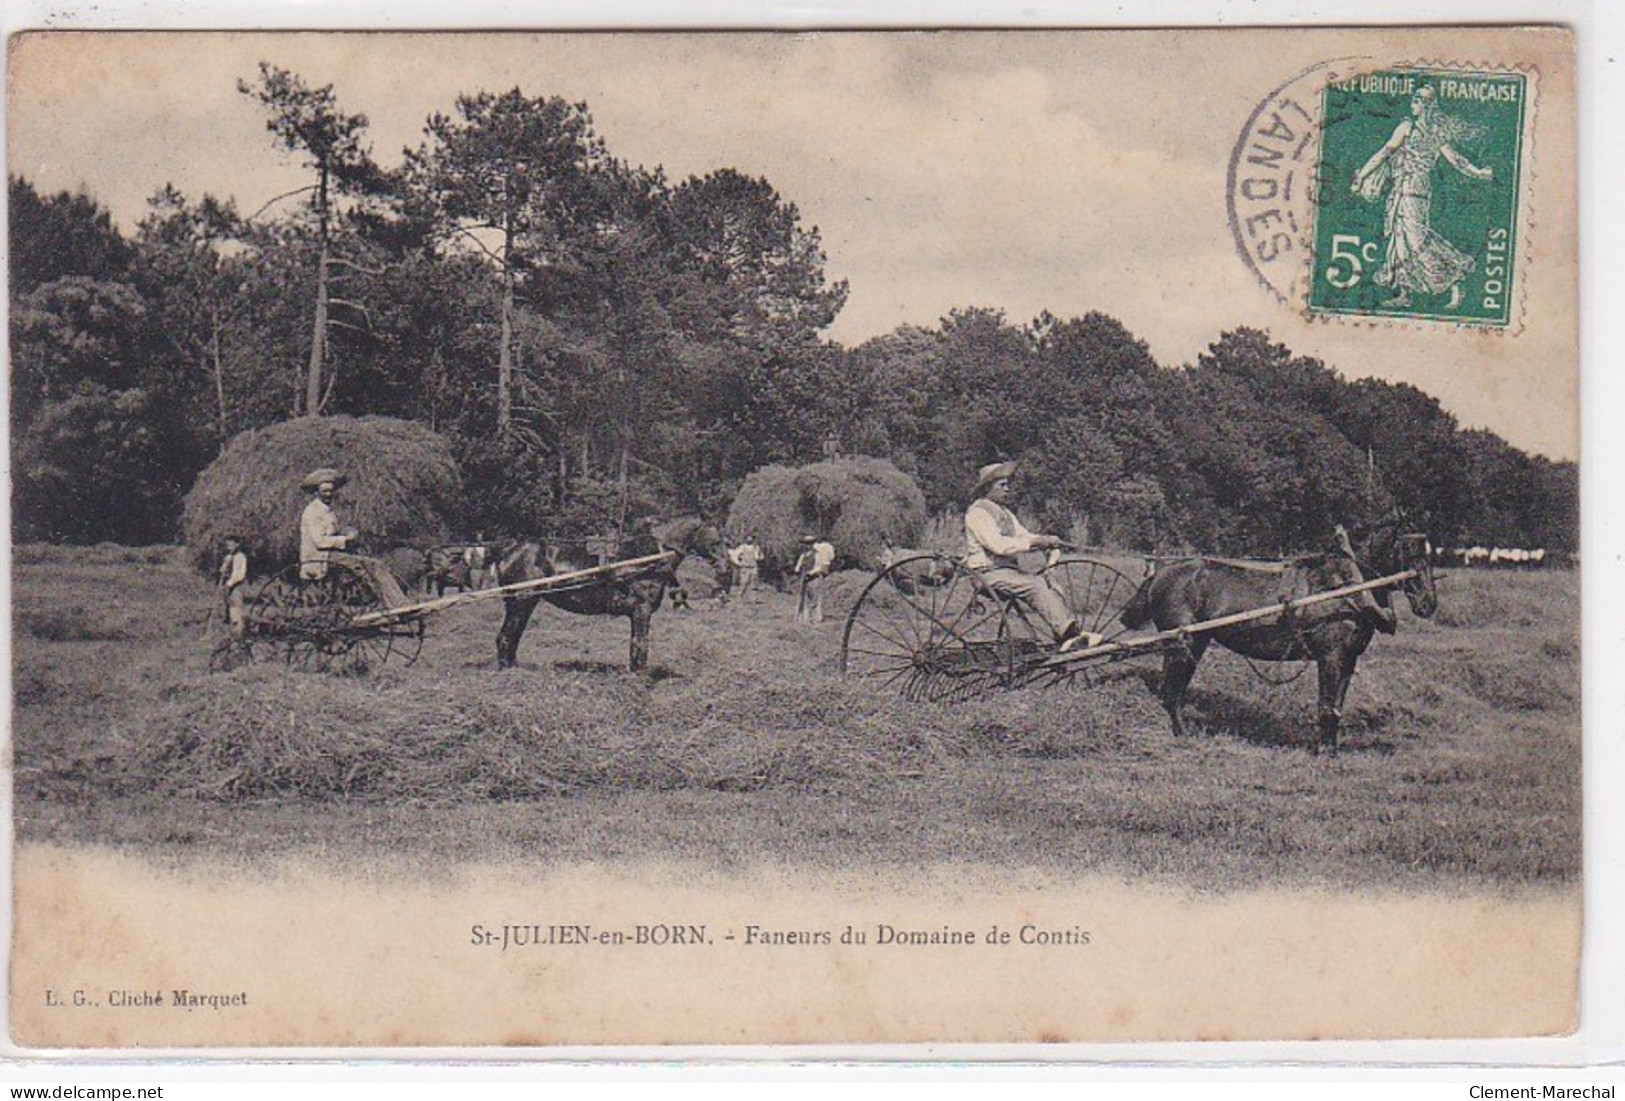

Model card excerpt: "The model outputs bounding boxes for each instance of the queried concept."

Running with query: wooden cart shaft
[347,550,677,628]
[1038,568,1419,669]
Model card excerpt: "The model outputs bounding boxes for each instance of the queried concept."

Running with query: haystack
[726,457,927,571]
[181,416,462,573]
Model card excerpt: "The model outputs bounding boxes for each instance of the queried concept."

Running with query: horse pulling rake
[838,550,1424,704]
[211,550,680,674]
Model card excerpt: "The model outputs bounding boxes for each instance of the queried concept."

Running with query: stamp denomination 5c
[1309,68,1528,327]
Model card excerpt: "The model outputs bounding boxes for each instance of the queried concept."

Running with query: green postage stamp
[1309,68,1527,326]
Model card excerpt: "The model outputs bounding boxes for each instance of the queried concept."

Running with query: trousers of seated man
[975,567,1073,641]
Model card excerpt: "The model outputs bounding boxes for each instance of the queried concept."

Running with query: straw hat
[972,461,1017,497]
[300,467,348,491]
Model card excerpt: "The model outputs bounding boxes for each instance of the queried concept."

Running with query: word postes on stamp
[1308,68,1528,327]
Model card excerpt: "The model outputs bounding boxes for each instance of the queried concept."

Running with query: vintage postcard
[6,25,1585,1053]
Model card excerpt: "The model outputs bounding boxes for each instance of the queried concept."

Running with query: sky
[5,28,1580,459]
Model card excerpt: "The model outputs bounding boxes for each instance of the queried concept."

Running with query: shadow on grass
[1127,666,1399,756]
[1182,686,1399,756]
[553,659,681,682]
[16,607,134,642]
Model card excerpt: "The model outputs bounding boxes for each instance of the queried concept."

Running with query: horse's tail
[1119,571,1159,630]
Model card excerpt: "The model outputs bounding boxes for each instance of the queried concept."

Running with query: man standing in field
[730,534,762,604]
[964,461,1092,652]
[795,534,836,625]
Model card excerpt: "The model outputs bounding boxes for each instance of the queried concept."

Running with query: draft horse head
[1353,512,1440,621]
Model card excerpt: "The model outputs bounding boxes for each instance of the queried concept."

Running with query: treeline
[839,313,1577,554]
[7,66,1576,555]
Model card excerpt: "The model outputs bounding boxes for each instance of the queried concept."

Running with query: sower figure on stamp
[1352,84,1493,309]
[964,461,1096,653]
[298,467,411,609]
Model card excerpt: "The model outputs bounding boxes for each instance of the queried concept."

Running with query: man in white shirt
[729,535,762,603]
[964,461,1091,652]
[795,534,836,624]
[217,534,249,644]
[299,468,355,580]
[297,467,410,608]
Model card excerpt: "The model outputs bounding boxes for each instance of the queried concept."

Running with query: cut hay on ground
[726,456,927,571]
[10,546,1582,888]
[121,668,975,803]
[181,416,462,573]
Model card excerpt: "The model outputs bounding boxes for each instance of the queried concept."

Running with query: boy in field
[218,534,249,646]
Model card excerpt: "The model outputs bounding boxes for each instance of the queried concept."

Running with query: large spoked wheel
[840,554,1051,701]
[1040,555,1139,642]
[242,562,422,674]
[1036,554,1141,687]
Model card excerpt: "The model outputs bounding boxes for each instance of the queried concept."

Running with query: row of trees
[8,65,1577,555]
[835,313,1576,554]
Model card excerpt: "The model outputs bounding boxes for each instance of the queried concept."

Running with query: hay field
[10,544,1580,891]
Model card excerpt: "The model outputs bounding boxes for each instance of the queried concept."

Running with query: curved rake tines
[840,555,1051,701]
[315,564,428,673]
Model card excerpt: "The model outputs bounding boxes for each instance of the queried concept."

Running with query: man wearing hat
[299,468,356,581]
[965,461,1092,652]
[794,533,836,625]
[728,534,763,604]
[298,467,412,608]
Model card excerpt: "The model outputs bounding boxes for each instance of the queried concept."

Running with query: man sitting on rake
[964,461,1098,654]
[298,467,411,609]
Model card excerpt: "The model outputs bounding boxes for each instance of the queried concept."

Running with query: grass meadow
[10,543,1581,893]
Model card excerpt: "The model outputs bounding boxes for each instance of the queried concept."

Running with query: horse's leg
[1314,653,1347,756]
[496,596,540,670]
[628,601,651,672]
[1160,634,1208,737]
[1331,645,1364,749]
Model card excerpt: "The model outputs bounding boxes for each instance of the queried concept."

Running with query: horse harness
[1159,548,1374,687]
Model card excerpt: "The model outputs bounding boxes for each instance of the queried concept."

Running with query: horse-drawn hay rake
[839,548,1430,707]
[211,550,680,674]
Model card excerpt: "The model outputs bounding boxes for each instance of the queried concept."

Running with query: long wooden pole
[348,551,676,628]
[1039,568,1419,669]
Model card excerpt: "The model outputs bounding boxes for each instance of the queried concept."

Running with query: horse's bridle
[1392,530,1439,615]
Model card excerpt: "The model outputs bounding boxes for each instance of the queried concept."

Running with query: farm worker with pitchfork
[794,534,836,625]
[964,461,1095,653]
[298,467,411,608]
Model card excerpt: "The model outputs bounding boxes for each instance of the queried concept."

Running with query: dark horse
[493,517,729,673]
[1118,519,1438,754]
